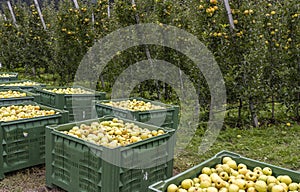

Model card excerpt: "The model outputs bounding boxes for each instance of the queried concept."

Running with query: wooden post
[107,0,111,18]
[33,0,47,30]
[223,0,235,30]
[73,0,79,9]
[7,1,17,25]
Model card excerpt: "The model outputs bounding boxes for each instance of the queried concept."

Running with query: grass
[0,122,299,191]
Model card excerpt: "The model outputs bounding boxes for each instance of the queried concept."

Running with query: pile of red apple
[167,156,299,192]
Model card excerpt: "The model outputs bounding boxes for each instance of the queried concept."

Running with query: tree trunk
[249,97,259,127]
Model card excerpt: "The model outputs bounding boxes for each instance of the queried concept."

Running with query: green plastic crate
[46,116,175,192]
[148,150,300,192]
[95,98,179,130]
[0,88,40,105]
[0,102,69,179]
[0,72,18,82]
[34,86,106,110]
[0,79,45,91]
[65,105,98,122]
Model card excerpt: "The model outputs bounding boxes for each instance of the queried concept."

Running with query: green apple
[200,179,212,188]
[236,174,245,180]
[271,185,285,192]
[255,180,267,192]
[279,175,292,185]
[266,176,279,185]
[202,167,212,175]
[234,179,247,189]
[258,175,268,182]
[237,163,247,170]
[178,189,188,192]
[216,167,225,174]
[207,186,218,192]
[288,183,299,191]
[247,187,257,192]
[238,168,249,175]
[188,186,202,192]
[193,177,200,184]
[246,181,255,188]
[219,187,229,192]
[262,167,272,176]
[215,179,225,189]
[210,173,221,183]
[231,169,239,177]
[222,164,231,173]
[268,183,276,192]
[167,184,178,192]
[182,179,194,189]
[253,167,262,172]
[199,174,211,182]
[211,168,217,173]
[226,160,238,170]
[219,171,229,181]
[245,171,257,181]
[228,184,240,192]
[278,183,288,191]
[223,157,233,164]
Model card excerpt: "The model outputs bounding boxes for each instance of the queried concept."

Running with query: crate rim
[47,115,175,150]
[35,85,106,96]
[96,97,178,111]
[0,101,68,125]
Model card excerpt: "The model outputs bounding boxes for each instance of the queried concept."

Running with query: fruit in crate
[0,81,40,86]
[0,73,16,77]
[0,105,57,121]
[43,87,92,94]
[61,118,166,148]
[103,99,165,111]
[166,156,299,192]
[0,90,26,98]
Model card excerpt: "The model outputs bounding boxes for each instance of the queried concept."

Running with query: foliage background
[0,0,299,127]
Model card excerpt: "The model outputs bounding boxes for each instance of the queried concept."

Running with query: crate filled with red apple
[149,151,300,192]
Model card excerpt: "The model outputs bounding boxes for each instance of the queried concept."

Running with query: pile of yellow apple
[61,118,165,148]
[43,87,92,94]
[103,99,165,111]
[0,90,26,98]
[0,81,40,86]
[0,73,16,77]
[167,156,299,192]
[0,105,57,121]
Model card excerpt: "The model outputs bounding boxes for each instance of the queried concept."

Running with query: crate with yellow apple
[0,79,45,91]
[0,72,18,82]
[34,86,106,121]
[0,101,69,179]
[95,97,179,130]
[149,150,300,192]
[45,116,175,192]
[0,88,40,105]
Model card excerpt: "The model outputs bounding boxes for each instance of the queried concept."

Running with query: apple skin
[215,179,225,189]
[231,169,239,177]
[271,185,285,192]
[278,183,288,191]
[226,160,238,170]
[238,168,249,175]
[193,177,200,184]
[207,187,218,192]
[223,157,233,164]
[228,184,240,192]
[254,180,267,192]
[266,176,279,185]
[167,184,178,192]
[210,173,221,183]
[219,187,229,192]
[178,189,188,192]
[199,174,211,182]
[257,175,268,182]
[238,163,247,170]
[200,179,212,188]
[253,167,262,172]
[222,164,232,173]
[181,179,194,189]
[246,181,255,188]
[262,167,272,176]
[268,183,276,192]
[247,186,257,192]
[202,167,212,175]
[234,179,247,189]
[288,183,299,191]
[279,175,292,185]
